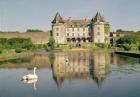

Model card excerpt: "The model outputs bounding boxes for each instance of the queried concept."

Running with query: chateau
[52,12,110,46]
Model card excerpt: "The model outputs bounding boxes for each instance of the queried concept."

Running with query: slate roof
[52,12,64,23]
[52,12,108,27]
[92,12,105,23]
[64,19,90,27]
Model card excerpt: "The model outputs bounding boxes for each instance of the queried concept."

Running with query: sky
[0,0,140,32]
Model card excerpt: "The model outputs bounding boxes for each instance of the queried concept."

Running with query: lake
[0,51,140,97]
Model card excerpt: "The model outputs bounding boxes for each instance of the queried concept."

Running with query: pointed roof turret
[52,12,64,23]
[92,12,105,23]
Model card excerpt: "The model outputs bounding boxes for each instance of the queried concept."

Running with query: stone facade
[52,12,110,46]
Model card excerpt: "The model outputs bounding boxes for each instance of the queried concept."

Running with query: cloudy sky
[0,0,140,32]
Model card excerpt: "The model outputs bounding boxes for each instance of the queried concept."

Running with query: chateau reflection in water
[51,51,111,87]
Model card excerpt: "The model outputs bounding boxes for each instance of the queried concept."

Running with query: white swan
[22,67,38,80]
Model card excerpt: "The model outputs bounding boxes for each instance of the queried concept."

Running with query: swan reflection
[22,79,38,90]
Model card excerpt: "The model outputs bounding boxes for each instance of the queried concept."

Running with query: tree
[0,44,4,53]
[48,36,55,50]
[116,35,140,45]
[104,24,110,34]
[26,29,43,32]
[116,35,140,51]
[0,38,33,50]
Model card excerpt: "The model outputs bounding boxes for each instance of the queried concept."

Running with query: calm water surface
[0,51,140,97]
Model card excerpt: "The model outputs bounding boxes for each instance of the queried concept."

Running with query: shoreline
[115,51,140,58]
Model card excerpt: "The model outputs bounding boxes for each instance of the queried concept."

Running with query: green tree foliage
[0,38,33,50]
[15,48,23,53]
[116,35,140,51]
[116,29,134,32]
[26,29,43,32]
[48,36,55,50]
[104,24,110,34]
[0,44,4,53]
[117,35,140,45]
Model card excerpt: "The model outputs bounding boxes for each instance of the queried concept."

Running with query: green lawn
[0,51,16,57]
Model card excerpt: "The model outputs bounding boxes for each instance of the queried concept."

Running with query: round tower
[91,12,110,44]
[52,12,66,45]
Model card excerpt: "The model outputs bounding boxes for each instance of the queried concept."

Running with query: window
[83,33,85,36]
[67,33,69,36]
[77,28,80,31]
[56,28,59,31]
[88,33,91,36]
[97,32,100,35]
[67,28,69,32]
[83,28,85,31]
[56,33,59,36]
[72,28,74,32]
[97,27,100,30]
[78,33,80,36]
[72,33,74,36]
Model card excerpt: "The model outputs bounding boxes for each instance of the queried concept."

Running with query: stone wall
[0,32,50,44]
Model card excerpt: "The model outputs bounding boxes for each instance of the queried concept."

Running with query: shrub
[0,38,33,50]
[138,45,140,51]
[15,48,23,53]
[26,29,43,32]
[107,44,112,48]
[44,44,50,51]
[0,44,3,54]
[116,35,140,45]
[95,43,105,48]
[122,44,131,51]
[48,36,55,50]
[0,49,2,54]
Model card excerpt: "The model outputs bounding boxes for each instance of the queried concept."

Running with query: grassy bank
[0,51,16,57]
[0,50,33,61]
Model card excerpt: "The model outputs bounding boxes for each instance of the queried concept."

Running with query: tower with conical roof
[91,12,110,44]
[52,12,64,24]
[52,12,66,44]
